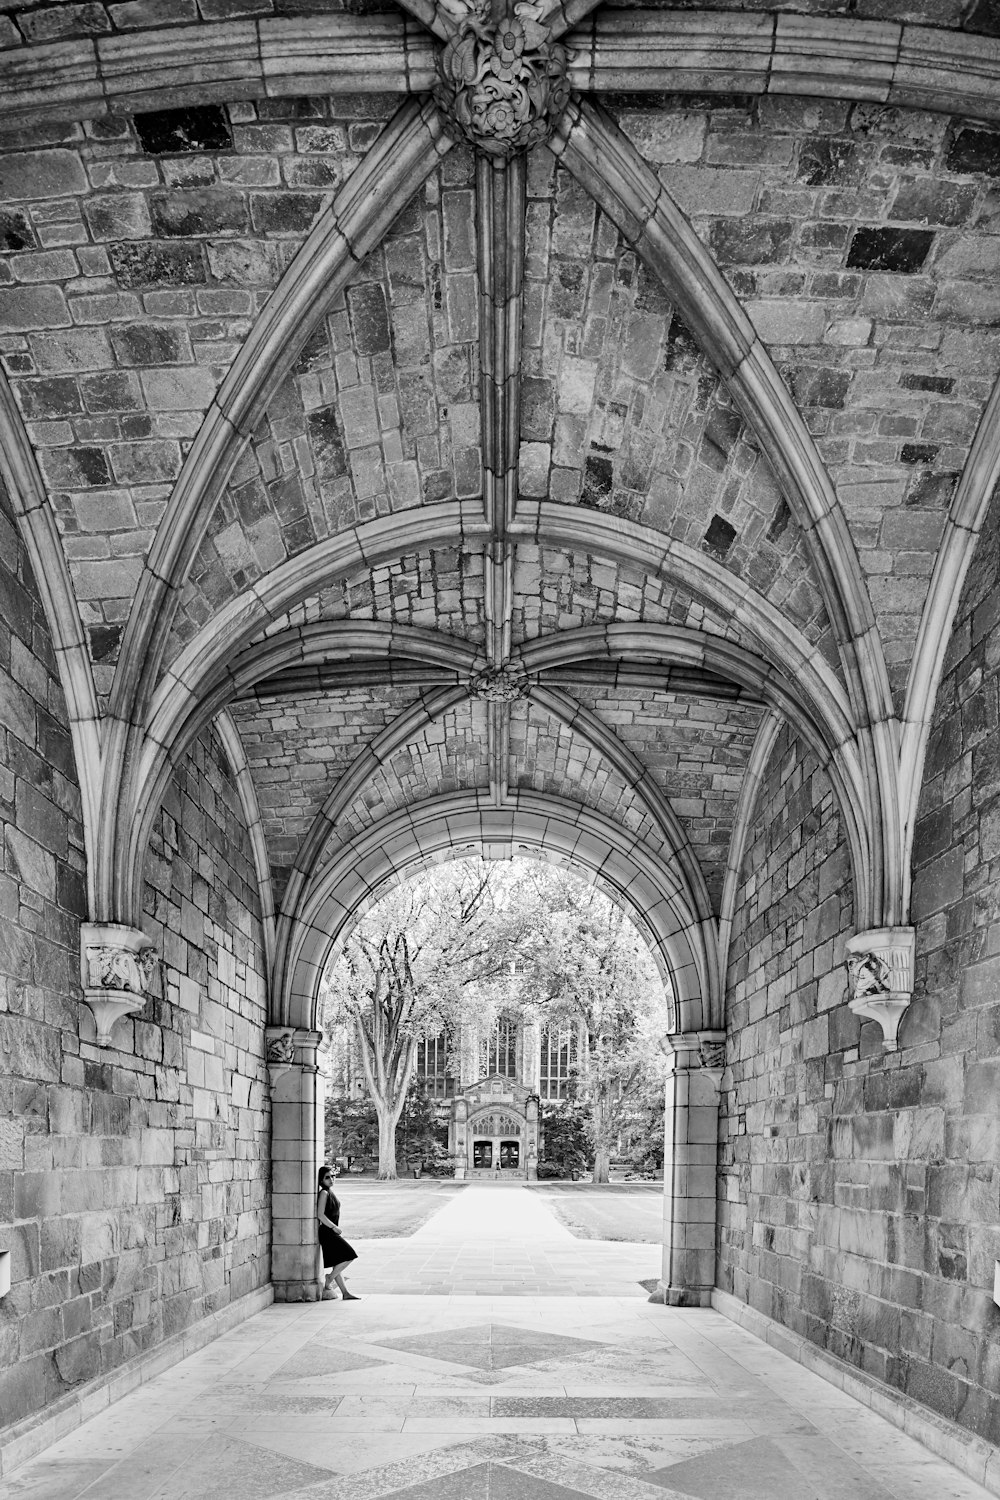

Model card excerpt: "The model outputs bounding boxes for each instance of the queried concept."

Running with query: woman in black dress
[317,1165,360,1301]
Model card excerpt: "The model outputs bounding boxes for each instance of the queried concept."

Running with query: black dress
[317,1188,357,1270]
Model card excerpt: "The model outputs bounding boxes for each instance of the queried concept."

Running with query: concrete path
[344,1183,658,1297]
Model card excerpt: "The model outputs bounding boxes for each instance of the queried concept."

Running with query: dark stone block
[846,227,934,272]
[39,447,111,489]
[108,241,206,288]
[133,105,232,155]
[900,442,939,464]
[948,126,1000,176]
[797,138,860,187]
[250,193,324,236]
[56,864,87,919]
[635,261,672,315]
[766,497,792,542]
[710,218,793,266]
[307,407,348,483]
[788,366,851,409]
[582,453,613,507]
[520,378,555,442]
[18,377,83,419]
[346,282,390,357]
[110,325,191,366]
[150,191,248,238]
[36,706,76,781]
[703,514,737,559]
[0,209,38,252]
[891,179,978,227]
[548,260,585,319]
[912,804,952,865]
[664,312,702,372]
[80,372,142,413]
[87,624,122,664]
[900,373,955,395]
[966,0,1000,37]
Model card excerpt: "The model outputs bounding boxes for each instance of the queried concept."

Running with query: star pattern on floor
[367,1323,607,1372]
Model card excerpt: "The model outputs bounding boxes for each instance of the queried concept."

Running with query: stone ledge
[0,1283,274,1481]
[711,1289,1000,1497]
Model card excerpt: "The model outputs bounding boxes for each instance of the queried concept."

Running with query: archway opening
[318,855,675,1193]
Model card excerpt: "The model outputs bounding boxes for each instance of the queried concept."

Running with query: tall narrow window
[415,1031,454,1097]
[539,1023,577,1099]
[488,1017,518,1077]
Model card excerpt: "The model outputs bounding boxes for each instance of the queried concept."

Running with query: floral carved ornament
[434,0,572,158]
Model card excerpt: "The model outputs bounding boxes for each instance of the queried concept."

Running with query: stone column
[525,1094,539,1181]
[649,1030,725,1307]
[522,1018,540,1093]
[453,1098,468,1179]
[80,922,158,1046]
[269,1028,324,1302]
[845,927,915,1051]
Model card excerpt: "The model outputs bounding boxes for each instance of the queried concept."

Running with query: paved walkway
[0,1188,993,1499]
[345,1184,659,1296]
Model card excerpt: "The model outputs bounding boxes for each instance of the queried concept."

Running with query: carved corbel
[265,1026,296,1088]
[696,1030,727,1093]
[845,927,915,1051]
[80,923,158,1046]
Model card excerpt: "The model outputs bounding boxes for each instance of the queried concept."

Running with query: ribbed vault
[4,0,1000,1043]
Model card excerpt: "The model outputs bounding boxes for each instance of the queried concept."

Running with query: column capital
[845,926,915,1051]
[80,921,157,1046]
[662,1030,726,1076]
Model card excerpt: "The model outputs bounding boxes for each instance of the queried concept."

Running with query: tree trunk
[592,1142,611,1184]
[376,1104,402,1179]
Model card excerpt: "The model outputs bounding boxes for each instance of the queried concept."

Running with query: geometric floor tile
[141,1433,335,1500]
[369,1324,606,1372]
[382,1462,596,1498]
[646,1434,896,1499]
[268,1343,388,1379]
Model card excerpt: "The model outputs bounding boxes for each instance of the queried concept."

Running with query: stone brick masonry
[721,645,1000,1441]
[0,474,269,1430]
[609,92,1000,706]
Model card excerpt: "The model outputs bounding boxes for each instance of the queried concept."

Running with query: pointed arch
[279,791,715,1034]
[120,507,874,928]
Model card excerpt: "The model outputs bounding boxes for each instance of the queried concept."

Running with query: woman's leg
[330,1259,360,1300]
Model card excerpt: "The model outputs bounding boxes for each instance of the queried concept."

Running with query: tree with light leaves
[320,861,510,1178]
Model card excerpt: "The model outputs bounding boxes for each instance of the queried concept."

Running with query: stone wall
[0,483,269,1431]
[720,671,1000,1442]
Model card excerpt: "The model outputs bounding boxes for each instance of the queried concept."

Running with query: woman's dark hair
[317,1164,333,1191]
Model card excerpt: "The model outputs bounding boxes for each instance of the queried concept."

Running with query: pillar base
[647,1281,714,1307]
[272,1279,321,1303]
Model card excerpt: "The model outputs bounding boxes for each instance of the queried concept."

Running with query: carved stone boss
[845,926,915,1051]
[80,922,158,1046]
[434,0,571,159]
[468,663,527,702]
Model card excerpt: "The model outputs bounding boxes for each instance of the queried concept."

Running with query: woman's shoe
[321,1287,336,1300]
[341,1292,361,1301]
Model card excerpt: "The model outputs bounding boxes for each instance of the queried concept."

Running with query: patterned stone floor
[1,1189,992,1499]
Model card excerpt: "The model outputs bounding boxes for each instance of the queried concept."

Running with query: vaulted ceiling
[3,0,1000,1031]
